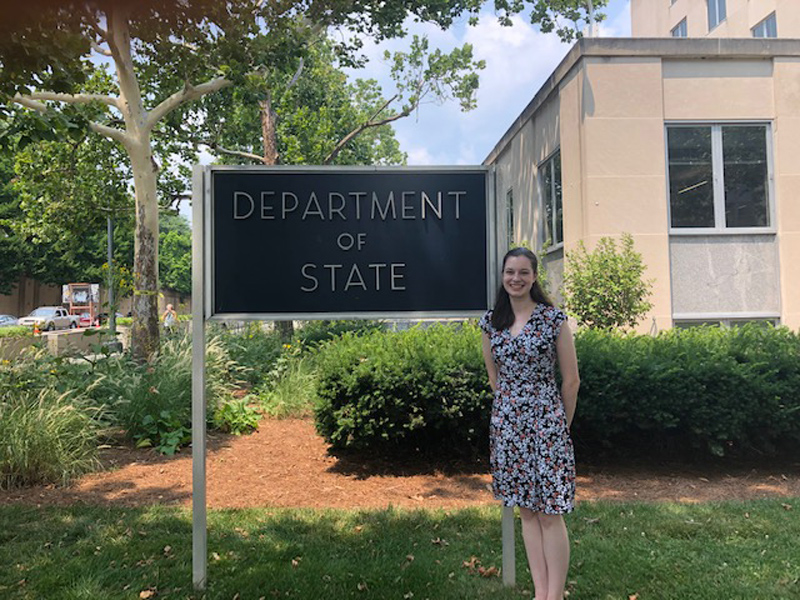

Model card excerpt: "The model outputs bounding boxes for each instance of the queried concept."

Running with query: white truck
[18,306,80,331]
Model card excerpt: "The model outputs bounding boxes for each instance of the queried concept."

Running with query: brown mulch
[1,417,799,509]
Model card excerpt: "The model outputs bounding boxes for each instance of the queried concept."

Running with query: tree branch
[146,77,233,131]
[323,94,411,164]
[286,58,304,91]
[88,122,129,145]
[10,95,129,146]
[204,141,266,164]
[90,39,113,57]
[22,91,119,109]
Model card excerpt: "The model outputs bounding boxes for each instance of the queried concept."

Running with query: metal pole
[107,215,116,336]
[502,506,516,586]
[191,166,207,591]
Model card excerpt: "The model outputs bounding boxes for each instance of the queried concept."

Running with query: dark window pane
[553,153,563,244]
[722,126,769,227]
[506,189,514,243]
[542,161,553,243]
[668,127,715,228]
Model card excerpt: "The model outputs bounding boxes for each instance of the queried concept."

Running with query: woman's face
[502,255,536,300]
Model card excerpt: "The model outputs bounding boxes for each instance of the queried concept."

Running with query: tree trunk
[106,6,160,361]
[260,94,279,166]
[129,137,161,360]
[261,93,294,341]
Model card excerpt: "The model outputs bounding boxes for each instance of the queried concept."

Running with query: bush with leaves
[0,349,107,488]
[573,324,800,459]
[214,322,284,386]
[562,233,653,330]
[84,332,244,454]
[314,323,491,457]
[293,319,386,348]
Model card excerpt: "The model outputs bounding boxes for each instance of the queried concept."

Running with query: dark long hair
[491,247,552,330]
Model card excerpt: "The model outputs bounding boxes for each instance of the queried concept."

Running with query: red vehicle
[78,312,94,328]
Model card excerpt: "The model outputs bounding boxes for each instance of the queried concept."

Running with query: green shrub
[0,387,104,488]
[314,323,491,457]
[0,326,33,339]
[214,322,283,385]
[258,349,318,418]
[86,332,241,454]
[313,321,799,461]
[213,396,261,434]
[293,319,386,348]
[573,324,800,459]
[562,233,653,330]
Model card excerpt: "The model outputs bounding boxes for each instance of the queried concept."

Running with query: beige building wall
[632,0,798,38]
[577,56,673,331]
[486,38,800,331]
[772,57,800,329]
[0,277,62,318]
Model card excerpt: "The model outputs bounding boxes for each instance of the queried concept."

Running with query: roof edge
[483,37,800,165]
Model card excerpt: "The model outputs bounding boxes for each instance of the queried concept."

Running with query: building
[484,4,800,331]
[632,0,798,39]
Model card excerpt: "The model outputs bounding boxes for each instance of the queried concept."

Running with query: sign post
[191,165,496,590]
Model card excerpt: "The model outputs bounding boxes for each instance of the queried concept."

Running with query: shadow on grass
[2,499,800,599]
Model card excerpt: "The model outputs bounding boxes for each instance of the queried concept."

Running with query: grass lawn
[1,499,798,599]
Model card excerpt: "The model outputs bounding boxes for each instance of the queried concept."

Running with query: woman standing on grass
[479,247,580,600]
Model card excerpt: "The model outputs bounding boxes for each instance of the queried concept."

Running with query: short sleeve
[551,307,568,335]
[478,309,493,334]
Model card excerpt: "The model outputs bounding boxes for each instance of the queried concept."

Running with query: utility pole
[107,214,116,337]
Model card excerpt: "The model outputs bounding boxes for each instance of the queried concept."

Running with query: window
[539,151,562,247]
[707,0,726,30]
[674,318,778,329]
[752,12,777,38]
[671,18,687,37]
[666,124,771,230]
[506,188,514,245]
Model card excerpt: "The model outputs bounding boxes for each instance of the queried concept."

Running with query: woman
[479,247,580,600]
[162,303,177,333]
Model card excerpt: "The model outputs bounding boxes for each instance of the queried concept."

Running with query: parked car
[18,306,79,331]
[78,312,95,328]
[0,314,18,327]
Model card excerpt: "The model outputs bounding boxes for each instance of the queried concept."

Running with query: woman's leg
[519,507,549,600]
[538,513,570,600]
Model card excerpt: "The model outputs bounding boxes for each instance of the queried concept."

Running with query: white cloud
[348,1,631,166]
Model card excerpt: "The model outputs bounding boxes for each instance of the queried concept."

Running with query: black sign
[210,167,490,317]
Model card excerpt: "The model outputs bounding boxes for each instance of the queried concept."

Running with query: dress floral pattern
[479,304,575,514]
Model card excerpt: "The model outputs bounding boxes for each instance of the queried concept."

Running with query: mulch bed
[2,417,799,509]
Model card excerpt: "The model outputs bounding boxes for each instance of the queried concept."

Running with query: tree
[159,213,191,296]
[0,126,135,292]
[562,233,654,330]
[0,0,606,359]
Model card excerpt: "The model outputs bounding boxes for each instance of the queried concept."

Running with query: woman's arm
[481,332,497,392]
[556,321,580,428]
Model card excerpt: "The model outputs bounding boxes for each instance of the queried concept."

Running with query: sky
[185,1,631,221]
[347,0,632,167]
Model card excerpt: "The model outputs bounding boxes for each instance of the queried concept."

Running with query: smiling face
[502,254,537,300]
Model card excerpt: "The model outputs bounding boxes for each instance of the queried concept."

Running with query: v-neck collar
[508,303,541,340]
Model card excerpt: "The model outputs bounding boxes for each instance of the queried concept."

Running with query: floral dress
[479,304,576,514]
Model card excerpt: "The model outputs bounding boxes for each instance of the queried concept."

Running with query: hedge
[573,324,800,458]
[314,323,491,457]
[313,323,800,460]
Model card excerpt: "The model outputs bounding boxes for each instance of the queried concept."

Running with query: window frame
[506,187,514,246]
[665,121,776,236]
[671,18,687,37]
[752,12,777,38]
[673,315,780,328]
[707,0,726,31]
[538,149,563,252]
